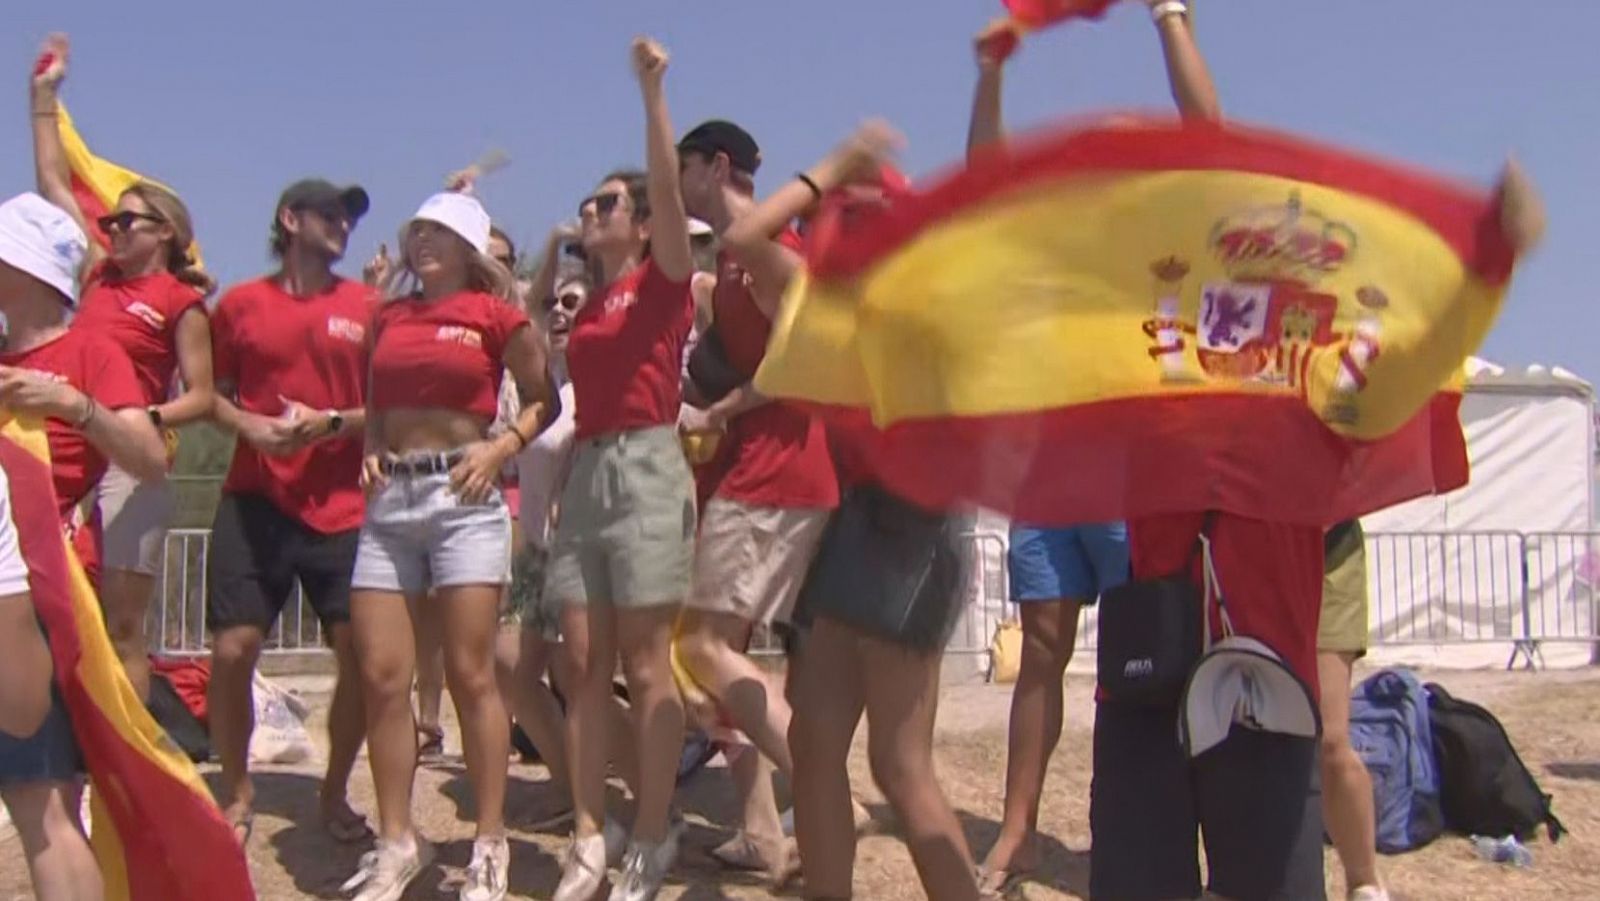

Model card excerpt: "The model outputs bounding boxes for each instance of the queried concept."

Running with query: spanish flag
[755,118,1518,527]
[56,103,203,267]
[0,415,253,900]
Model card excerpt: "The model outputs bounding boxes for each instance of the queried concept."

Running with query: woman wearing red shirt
[344,191,553,901]
[30,35,217,702]
[526,38,699,901]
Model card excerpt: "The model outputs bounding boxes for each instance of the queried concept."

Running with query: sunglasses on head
[543,292,584,313]
[578,191,626,218]
[96,211,164,233]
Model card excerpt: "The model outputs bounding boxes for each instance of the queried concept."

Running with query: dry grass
[3,666,1598,900]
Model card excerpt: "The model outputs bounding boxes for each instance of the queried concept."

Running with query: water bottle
[1471,835,1534,868]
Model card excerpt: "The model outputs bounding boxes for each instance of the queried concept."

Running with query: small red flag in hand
[1004,0,1118,29]
[33,52,55,76]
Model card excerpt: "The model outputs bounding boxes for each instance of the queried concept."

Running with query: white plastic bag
[249,672,314,766]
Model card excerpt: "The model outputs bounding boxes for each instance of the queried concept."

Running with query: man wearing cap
[205,178,377,844]
[673,118,841,876]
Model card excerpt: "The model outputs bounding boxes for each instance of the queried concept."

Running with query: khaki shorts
[96,465,175,576]
[1318,520,1370,655]
[689,498,831,625]
[545,426,696,609]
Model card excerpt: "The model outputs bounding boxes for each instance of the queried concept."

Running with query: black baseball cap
[678,120,761,175]
[275,178,370,221]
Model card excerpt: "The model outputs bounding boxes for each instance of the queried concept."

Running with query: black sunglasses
[543,292,584,313]
[96,211,164,233]
[577,191,625,219]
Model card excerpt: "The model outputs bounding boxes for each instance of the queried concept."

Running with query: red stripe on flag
[799,392,1466,527]
[70,173,113,251]
[0,434,255,901]
[809,120,1516,287]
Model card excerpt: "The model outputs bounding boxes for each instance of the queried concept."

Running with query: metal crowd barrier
[149,527,1600,669]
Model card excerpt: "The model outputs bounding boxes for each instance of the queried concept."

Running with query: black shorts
[1088,699,1326,901]
[206,493,358,634]
[793,484,973,651]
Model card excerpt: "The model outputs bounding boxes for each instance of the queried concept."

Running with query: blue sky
[3,1,1594,380]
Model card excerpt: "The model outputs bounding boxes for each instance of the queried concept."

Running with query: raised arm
[1148,1,1221,122]
[968,19,1013,158]
[525,223,579,318]
[632,37,695,283]
[29,34,105,273]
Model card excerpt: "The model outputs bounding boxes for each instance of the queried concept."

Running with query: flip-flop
[321,803,374,843]
[228,809,256,847]
[976,863,1033,898]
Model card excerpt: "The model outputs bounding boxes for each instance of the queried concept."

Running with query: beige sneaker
[1349,886,1391,901]
[553,832,608,901]
[341,835,434,901]
[459,835,509,901]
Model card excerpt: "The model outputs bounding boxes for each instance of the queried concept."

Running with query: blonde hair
[389,226,516,302]
[121,182,217,298]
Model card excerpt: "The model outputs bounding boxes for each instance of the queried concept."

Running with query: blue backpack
[1348,668,1444,853]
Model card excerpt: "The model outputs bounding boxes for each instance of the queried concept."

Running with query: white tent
[1364,358,1598,669]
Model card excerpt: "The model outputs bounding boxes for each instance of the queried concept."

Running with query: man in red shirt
[205,179,376,845]
[674,119,841,875]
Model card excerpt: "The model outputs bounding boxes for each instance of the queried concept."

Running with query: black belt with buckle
[380,450,464,476]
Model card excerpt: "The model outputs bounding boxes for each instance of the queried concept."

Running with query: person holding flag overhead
[964,2,1218,894]
[205,176,377,849]
[724,125,985,901]
[28,34,218,704]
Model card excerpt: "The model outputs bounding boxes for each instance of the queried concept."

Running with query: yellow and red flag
[55,103,204,267]
[756,118,1520,527]
[0,415,253,900]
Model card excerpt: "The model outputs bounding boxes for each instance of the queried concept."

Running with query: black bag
[146,672,212,763]
[1096,513,1212,707]
[687,325,745,404]
[1425,682,1566,842]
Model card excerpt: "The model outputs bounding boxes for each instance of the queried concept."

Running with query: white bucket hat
[405,192,492,256]
[0,192,87,305]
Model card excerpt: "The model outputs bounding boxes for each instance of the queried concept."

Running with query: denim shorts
[0,683,82,787]
[352,459,512,596]
[1008,521,1130,603]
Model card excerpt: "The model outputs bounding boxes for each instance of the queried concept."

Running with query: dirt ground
[3,665,1597,900]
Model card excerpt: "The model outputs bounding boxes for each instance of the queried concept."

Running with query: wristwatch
[326,410,344,436]
[146,405,163,427]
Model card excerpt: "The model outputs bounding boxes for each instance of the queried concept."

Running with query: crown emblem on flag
[1209,191,1357,284]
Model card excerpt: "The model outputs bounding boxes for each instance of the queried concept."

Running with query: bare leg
[562,601,617,841]
[1,780,103,901]
[351,589,419,841]
[498,627,570,786]
[676,608,793,775]
[1319,651,1382,891]
[208,624,265,837]
[862,631,979,901]
[99,568,156,702]
[983,599,1081,878]
[321,623,370,836]
[788,616,866,899]
[614,604,686,844]
[412,594,446,749]
[438,584,512,839]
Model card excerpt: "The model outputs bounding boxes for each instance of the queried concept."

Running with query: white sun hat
[406,192,492,255]
[0,192,87,305]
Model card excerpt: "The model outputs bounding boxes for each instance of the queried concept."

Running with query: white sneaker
[1349,886,1391,901]
[607,825,682,901]
[553,832,608,901]
[459,835,510,901]
[341,835,434,901]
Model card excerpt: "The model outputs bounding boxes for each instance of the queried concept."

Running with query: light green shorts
[545,425,696,609]
[1318,520,1370,655]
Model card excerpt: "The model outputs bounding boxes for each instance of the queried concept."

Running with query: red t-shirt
[567,259,693,440]
[369,291,530,419]
[72,265,206,407]
[210,277,376,534]
[708,238,838,510]
[1,329,145,580]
